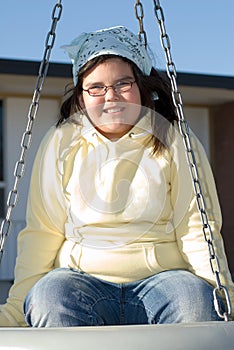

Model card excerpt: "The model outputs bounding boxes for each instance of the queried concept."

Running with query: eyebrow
[84,75,135,88]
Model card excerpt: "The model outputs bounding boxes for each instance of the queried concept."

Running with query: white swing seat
[1,321,234,350]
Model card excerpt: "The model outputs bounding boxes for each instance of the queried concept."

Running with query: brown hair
[57,55,177,155]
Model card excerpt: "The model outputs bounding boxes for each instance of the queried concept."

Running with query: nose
[104,86,119,101]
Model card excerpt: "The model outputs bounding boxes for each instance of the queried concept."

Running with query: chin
[98,125,131,140]
[106,125,131,133]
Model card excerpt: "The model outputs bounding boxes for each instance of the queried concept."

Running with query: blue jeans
[24,268,224,327]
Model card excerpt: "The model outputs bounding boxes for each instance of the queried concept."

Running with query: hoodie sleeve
[170,127,234,320]
[0,126,67,327]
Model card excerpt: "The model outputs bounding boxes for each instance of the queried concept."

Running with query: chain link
[152,0,232,321]
[0,1,63,265]
[134,0,148,49]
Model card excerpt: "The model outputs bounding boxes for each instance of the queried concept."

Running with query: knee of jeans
[170,273,223,322]
[24,269,70,312]
[24,269,73,326]
[154,271,224,323]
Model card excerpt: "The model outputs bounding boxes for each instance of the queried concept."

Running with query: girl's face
[79,58,142,140]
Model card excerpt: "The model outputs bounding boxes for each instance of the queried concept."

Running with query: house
[0,58,234,302]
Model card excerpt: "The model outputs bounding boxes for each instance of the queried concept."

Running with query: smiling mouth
[103,107,125,114]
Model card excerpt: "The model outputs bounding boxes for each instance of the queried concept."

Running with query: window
[0,101,4,217]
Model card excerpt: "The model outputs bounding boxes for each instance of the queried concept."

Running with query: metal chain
[134,0,148,49]
[152,0,232,321]
[0,1,63,266]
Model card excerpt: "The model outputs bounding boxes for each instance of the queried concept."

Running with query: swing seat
[1,322,234,350]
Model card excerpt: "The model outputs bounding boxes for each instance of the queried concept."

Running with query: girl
[0,26,233,327]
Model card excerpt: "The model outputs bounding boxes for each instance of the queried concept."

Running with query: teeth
[105,108,122,113]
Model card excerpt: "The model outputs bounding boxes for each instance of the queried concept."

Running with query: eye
[115,81,131,88]
[88,85,105,93]
[89,85,105,90]
[114,80,135,93]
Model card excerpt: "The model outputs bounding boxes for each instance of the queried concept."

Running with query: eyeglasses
[82,80,136,97]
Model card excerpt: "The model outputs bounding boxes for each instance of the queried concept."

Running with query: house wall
[0,97,59,279]
[184,106,210,157]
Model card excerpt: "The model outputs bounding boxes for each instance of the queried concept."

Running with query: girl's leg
[124,270,225,324]
[24,268,121,327]
[24,268,225,326]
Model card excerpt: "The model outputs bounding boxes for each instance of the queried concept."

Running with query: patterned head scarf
[61,26,153,86]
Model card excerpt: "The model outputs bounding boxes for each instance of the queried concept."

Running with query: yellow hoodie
[0,113,233,326]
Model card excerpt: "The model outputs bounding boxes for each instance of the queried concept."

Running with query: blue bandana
[61,26,153,86]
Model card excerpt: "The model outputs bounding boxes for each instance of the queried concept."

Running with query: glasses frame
[82,81,136,97]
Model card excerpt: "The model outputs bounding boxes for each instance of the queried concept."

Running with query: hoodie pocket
[145,242,188,272]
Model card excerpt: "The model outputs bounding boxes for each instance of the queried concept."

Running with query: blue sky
[1,0,234,76]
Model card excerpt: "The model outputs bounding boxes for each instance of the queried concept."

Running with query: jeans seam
[91,296,117,309]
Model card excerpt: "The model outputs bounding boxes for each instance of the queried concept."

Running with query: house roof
[0,58,234,105]
[0,58,234,90]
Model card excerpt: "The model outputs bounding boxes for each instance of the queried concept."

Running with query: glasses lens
[85,81,135,96]
[115,81,132,93]
[88,87,105,96]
